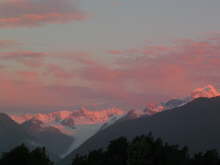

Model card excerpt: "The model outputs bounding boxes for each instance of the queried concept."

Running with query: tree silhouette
[72,154,88,165]
[72,133,220,165]
[191,149,220,165]
[30,147,53,165]
[0,144,30,165]
[0,144,53,165]
[106,137,128,165]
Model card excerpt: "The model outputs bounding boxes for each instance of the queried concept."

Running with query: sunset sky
[0,0,220,113]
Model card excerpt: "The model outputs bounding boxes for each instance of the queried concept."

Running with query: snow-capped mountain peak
[191,84,220,99]
[9,108,125,158]
[10,108,125,126]
[23,118,43,126]
[144,84,220,115]
[7,84,220,158]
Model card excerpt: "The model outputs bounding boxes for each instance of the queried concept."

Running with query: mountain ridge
[61,96,220,165]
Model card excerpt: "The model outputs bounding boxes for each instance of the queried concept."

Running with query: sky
[0,0,220,113]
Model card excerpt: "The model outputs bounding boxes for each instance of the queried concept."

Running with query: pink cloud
[107,50,124,55]
[45,64,75,79]
[0,40,21,48]
[85,36,220,105]
[0,0,87,28]
[0,72,118,110]
[1,34,220,111]
[0,51,46,67]
[16,71,40,82]
[0,51,46,59]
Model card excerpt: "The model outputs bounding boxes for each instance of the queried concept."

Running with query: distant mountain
[62,96,220,165]
[6,84,220,163]
[9,108,125,158]
[21,118,73,157]
[0,113,32,152]
[10,85,219,129]
[0,113,73,161]
[10,108,125,126]
[191,84,220,99]
[145,84,220,114]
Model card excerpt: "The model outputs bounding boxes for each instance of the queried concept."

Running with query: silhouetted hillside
[0,144,53,165]
[0,113,73,160]
[71,135,220,165]
[0,113,32,152]
[62,96,220,165]
[22,118,74,156]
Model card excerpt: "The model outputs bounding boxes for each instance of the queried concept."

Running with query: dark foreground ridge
[2,134,220,165]
[62,96,220,164]
[0,113,73,161]
[72,134,220,165]
[0,144,53,165]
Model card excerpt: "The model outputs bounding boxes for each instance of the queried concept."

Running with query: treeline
[72,133,220,165]
[0,144,53,165]
[1,134,220,165]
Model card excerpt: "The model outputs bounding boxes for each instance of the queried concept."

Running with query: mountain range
[1,84,220,164]
[9,108,125,157]
[145,84,220,115]
[0,113,31,152]
[61,95,220,165]
[0,113,73,161]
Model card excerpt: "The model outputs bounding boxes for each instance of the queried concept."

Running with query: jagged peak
[9,108,125,126]
[0,113,15,123]
[24,118,43,126]
[191,84,220,99]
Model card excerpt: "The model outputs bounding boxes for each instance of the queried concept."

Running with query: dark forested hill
[0,113,73,161]
[0,113,32,152]
[62,96,220,165]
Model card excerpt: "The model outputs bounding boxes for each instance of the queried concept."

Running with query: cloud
[16,71,40,82]
[0,40,21,48]
[0,0,86,28]
[0,72,118,110]
[0,51,47,68]
[89,36,220,104]
[45,64,75,79]
[0,51,46,59]
[1,34,220,111]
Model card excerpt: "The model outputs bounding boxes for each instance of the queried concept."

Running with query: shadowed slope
[62,96,220,165]
[0,113,32,152]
